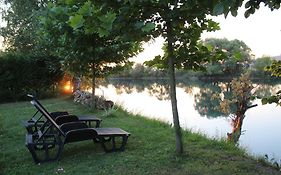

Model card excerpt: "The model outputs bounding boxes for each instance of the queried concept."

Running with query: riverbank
[1,97,280,175]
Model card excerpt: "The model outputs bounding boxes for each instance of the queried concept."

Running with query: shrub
[0,52,64,102]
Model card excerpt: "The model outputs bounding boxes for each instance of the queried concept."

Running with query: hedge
[0,52,64,103]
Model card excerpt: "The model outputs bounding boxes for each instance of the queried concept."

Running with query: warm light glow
[63,81,73,93]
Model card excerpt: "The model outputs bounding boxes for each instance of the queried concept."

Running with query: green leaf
[65,0,75,5]
[85,26,95,35]
[207,19,220,31]
[244,11,250,18]
[231,9,238,17]
[213,2,224,16]
[69,14,85,30]
[233,52,242,61]
[96,11,116,37]
[245,1,252,8]
[206,44,213,51]
[141,22,155,32]
[50,6,65,15]
[97,28,110,37]
[78,1,92,16]
[134,21,144,29]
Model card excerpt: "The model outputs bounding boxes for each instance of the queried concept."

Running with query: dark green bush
[0,52,64,103]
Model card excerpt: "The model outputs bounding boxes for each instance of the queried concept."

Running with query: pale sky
[202,5,281,59]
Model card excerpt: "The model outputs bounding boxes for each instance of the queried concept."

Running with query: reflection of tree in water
[194,82,228,118]
[109,79,195,101]
[107,79,170,98]
[177,83,195,95]
[192,75,277,144]
[254,83,281,99]
[115,85,135,95]
[106,79,146,94]
[147,83,170,100]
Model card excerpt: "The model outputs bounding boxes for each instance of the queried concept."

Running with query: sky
[202,5,281,59]
[132,5,281,63]
[0,4,281,60]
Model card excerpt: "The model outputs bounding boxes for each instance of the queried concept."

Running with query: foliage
[39,1,146,99]
[220,73,254,114]
[0,0,50,54]
[261,90,281,106]
[210,0,281,107]
[212,0,281,18]
[251,56,273,77]
[203,38,252,76]
[112,63,167,79]
[265,60,281,77]
[219,73,256,143]
[127,0,223,154]
[261,60,281,106]
[254,56,273,71]
[0,52,63,102]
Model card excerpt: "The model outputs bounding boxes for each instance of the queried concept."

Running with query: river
[94,78,281,161]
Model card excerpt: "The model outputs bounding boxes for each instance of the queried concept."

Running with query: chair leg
[56,143,64,161]
[27,144,40,164]
[26,135,64,164]
[100,135,129,152]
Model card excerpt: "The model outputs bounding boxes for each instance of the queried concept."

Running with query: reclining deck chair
[26,99,130,164]
[24,94,102,134]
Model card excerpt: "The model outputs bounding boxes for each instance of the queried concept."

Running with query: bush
[0,52,64,103]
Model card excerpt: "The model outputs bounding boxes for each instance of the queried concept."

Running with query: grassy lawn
[0,97,280,175]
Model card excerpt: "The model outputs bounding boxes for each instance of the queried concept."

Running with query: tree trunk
[91,62,96,109]
[166,21,183,155]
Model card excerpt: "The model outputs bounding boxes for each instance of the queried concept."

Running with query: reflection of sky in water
[96,84,281,160]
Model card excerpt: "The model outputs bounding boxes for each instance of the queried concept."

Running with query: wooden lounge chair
[26,99,130,164]
[24,94,102,134]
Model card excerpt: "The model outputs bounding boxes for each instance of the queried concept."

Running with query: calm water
[95,79,281,160]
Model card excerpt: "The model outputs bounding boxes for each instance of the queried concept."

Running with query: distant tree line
[112,38,276,80]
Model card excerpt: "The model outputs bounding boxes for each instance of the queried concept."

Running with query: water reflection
[192,75,260,145]
[95,78,281,159]
[194,82,225,118]
[147,84,170,100]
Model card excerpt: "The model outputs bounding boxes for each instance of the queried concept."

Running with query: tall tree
[0,0,51,54]
[204,38,252,76]
[130,1,223,154]
[39,1,147,107]
[211,0,281,106]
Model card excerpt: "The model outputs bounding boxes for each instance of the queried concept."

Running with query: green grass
[0,97,280,175]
